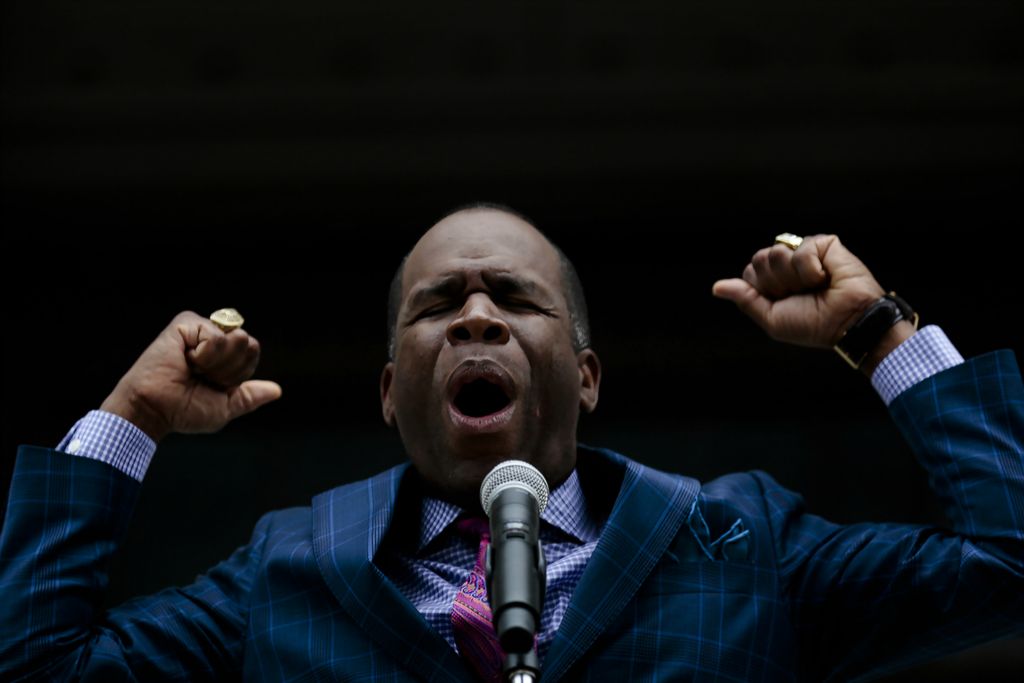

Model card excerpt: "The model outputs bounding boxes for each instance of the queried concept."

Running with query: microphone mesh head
[479,460,550,516]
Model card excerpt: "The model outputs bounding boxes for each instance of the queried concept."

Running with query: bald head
[387,204,590,359]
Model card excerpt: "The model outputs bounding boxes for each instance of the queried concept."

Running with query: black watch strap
[834,292,919,369]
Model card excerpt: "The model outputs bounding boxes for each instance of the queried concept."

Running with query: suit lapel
[312,464,474,683]
[542,448,700,682]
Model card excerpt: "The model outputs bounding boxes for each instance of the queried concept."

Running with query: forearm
[852,349,1024,675]
[0,413,154,677]
[775,346,1024,680]
[0,445,261,680]
[889,349,1024,541]
[0,447,141,679]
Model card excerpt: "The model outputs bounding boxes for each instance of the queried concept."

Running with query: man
[1,205,1022,681]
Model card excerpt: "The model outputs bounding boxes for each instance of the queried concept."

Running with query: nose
[446,294,511,346]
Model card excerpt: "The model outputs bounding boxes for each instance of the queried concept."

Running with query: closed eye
[416,304,456,319]
[412,299,555,321]
[504,300,539,310]
[502,300,555,316]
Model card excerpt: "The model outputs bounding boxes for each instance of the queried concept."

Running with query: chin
[411,433,574,505]
[451,444,572,492]
[446,452,508,488]
[445,432,522,466]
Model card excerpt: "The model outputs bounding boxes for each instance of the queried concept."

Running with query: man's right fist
[99,311,283,442]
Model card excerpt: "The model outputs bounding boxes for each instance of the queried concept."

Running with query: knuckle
[235,386,253,411]
[171,310,199,327]
[226,332,248,351]
[767,246,789,265]
[793,251,815,269]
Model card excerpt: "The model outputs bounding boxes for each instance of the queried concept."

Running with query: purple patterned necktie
[451,516,505,682]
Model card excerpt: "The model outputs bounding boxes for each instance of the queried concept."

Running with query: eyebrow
[407,275,463,312]
[486,272,543,298]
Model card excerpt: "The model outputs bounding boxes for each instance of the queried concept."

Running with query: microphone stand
[504,650,540,683]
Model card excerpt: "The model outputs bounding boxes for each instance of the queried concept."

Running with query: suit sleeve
[764,350,1024,682]
[0,447,271,682]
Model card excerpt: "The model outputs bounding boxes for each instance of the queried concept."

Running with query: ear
[380,362,397,427]
[577,349,601,413]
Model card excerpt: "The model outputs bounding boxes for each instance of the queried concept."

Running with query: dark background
[2,1,1022,679]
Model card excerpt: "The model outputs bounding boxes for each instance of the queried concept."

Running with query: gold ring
[774,233,804,251]
[210,308,244,333]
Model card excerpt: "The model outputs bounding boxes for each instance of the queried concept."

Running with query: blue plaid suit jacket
[2,350,1022,682]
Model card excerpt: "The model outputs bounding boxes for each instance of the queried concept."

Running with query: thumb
[712,278,771,326]
[226,380,283,419]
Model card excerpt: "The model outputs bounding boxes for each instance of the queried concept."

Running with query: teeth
[455,379,510,418]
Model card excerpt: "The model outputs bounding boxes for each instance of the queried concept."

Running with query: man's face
[380,209,600,508]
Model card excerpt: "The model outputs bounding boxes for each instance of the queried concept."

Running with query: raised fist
[100,311,282,442]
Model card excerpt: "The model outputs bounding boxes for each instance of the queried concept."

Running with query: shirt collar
[543,468,601,544]
[416,468,600,553]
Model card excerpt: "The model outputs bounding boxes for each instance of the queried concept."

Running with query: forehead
[402,210,562,293]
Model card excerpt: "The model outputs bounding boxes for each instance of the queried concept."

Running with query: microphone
[479,460,549,679]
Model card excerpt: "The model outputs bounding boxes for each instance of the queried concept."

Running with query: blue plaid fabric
[2,350,1022,681]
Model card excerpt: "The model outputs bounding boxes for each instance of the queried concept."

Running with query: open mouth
[453,378,512,418]
[447,361,517,431]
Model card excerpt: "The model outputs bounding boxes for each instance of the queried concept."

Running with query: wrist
[100,386,170,443]
[834,292,918,372]
[859,319,917,377]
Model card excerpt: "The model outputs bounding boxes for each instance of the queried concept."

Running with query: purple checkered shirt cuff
[871,325,963,406]
[57,409,157,481]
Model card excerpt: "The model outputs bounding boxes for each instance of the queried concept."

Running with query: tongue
[455,379,510,417]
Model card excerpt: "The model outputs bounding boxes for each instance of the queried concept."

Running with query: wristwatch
[834,292,919,369]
